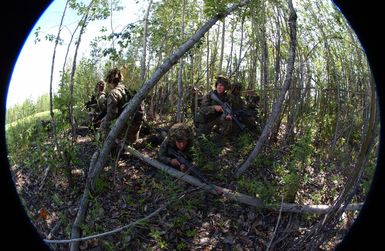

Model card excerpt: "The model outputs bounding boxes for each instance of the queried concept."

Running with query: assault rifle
[209,92,246,131]
[167,148,209,183]
[84,95,97,110]
[234,108,258,118]
[167,148,221,195]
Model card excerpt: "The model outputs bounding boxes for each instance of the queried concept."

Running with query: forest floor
[11,120,359,251]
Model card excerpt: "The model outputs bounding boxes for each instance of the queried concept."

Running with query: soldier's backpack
[117,87,131,115]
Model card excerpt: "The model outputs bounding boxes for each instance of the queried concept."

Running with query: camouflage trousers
[197,114,232,136]
[119,113,144,144]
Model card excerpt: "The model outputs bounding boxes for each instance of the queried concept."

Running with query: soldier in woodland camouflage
[158,123,195,172]
[230,83,260,134]
[84,80,107,130]
[99,67,145,144]
[197,75,233,135]
[95,80,107,113]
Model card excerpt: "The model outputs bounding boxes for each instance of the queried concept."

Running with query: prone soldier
[158,123,195,173]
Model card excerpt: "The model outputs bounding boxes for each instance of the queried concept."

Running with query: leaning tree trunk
[235,0,297,178]
[69,1,252,249]
[126,146,363,214]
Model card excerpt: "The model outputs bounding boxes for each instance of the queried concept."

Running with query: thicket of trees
[6,0,379,250]
[6,93,50,124]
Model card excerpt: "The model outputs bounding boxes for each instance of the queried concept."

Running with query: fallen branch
[126,146,364,214]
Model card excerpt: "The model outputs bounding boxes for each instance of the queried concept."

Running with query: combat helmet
[105,68,124,85]
[215,75,230,90]
[169,123,194,141]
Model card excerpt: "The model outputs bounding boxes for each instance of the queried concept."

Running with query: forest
[5,0,380,250]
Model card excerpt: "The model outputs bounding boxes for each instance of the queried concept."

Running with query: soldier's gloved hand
[170,158,181,168]
[214,105,223,113]
[179,164,188,173]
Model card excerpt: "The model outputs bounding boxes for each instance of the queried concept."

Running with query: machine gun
[209,92,246,131]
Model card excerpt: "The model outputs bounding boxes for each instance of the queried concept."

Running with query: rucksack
[117,87,131,115]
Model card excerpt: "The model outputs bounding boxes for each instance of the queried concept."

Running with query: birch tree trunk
[140,0,153,83]
[206,30,210,89]
[49,0,69,152]
[235,0,297,178]
[218,18,226,74]
[68,1,94,139]
[70,1,252,249]
[176,0,186,122]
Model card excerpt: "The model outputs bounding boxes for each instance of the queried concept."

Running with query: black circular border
[1,1,383,250]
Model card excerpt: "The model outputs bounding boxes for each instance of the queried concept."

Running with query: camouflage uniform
[230,83,259,134]
[99,68,145,144]
[197,76,233,135]
[158,123,195,166]
[96,80,107,114]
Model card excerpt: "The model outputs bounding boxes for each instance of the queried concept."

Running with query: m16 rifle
[84,95,97,110]
[167,148,220,194]
[209,92,246,131]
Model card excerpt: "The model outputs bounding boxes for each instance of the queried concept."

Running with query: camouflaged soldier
[158,123,195,172]
[197,75,233,135]
[95,80,107,113]
[230,83,259,133]
[99,68,145,144]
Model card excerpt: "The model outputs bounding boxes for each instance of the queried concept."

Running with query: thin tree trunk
[49,0,69,153]
[176,0,186,122]
[140,0,153,83]
[225,21,235,76]
[206,30,210,89]
[236,14,245,81]
[235,0,297,177]
[218,18,226,74]
[68,1,94,139]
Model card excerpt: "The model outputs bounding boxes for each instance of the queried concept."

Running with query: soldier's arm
[157,138,173,165]
[200,92,218,115]
[99,92,119,134]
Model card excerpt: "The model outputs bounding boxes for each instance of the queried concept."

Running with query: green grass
[5,109,59,131]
